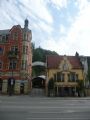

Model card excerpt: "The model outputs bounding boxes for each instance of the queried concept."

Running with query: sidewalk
[0,94,90,100]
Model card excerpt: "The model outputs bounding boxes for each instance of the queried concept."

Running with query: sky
[0,0,90,56]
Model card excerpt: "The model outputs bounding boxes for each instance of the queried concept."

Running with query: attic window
[2,35,6,41]
[63,63,69,71]
[13,32,18,40]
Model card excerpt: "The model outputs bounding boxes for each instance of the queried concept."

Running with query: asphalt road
[0,96,90,120]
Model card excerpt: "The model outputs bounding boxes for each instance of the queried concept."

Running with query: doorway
[20,82,24,94]
[7,78,15,95]
[0,78,3,93]
[31,76,45,96]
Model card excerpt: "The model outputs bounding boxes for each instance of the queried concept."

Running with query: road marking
[28,110,76,114]
[27,118,89,120]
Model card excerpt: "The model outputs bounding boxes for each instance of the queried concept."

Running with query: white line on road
[27,117,89,120]
[1,106,90,109]
[28,110,76,114]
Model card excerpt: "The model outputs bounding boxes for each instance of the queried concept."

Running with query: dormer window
[2,35,6,41]
[0,35,6,43]
[13,32,18,40]
[63,63,69,71]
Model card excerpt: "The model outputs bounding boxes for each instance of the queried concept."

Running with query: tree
[48,78,55,96]
[32,43,58,76]
[32,46,58,62]
[87,66,90,86]
[77,80,85,97]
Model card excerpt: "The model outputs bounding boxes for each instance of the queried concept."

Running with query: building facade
[0,19,32,94]
[46,55,85,97]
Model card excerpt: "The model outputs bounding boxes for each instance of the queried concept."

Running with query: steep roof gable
[47,55,83,69]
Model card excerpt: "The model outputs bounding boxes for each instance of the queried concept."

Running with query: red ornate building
[0,19,32,94]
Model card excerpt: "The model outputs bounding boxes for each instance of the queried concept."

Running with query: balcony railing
[7,51,19,59]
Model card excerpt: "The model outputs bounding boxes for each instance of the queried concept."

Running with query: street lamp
[8,50,17,95]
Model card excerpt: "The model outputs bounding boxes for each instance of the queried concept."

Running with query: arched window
[63,63,69,71]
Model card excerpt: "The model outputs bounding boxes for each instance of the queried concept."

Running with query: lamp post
[27,64,32,94]
[8,50,17,95]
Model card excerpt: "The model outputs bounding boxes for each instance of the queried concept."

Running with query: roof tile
[47,55,83,69]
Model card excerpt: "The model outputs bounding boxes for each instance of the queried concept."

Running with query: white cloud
[0,0,90,56]
[48,0,68,10]
[19,0,53,24]
[42,0,90,55]
[59,24,66,34]
[65,0,90,55]
[42,37,69,55]
[75,0,89,11]
[0,0,53,28]
[38,21,53,34]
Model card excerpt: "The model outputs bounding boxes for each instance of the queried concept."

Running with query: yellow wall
[47,69,84,81]
[46,57,84,85]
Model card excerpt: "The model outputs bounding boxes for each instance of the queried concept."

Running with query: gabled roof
[46,55,83,69]
[0,29,10,35]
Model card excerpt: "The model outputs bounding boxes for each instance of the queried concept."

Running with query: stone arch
[32,75,46,89]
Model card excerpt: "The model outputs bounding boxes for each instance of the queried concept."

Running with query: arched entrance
[32,76,45,88]
[30,76,46,96]
[0,78,3,93]
[31,61,46,96]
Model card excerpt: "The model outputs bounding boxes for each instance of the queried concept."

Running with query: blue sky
[0,0,90,55]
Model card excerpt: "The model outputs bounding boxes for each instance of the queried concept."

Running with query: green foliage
[32,44,58,76]
[77,80,86,97]
[87,66,90,82]
[32,46,58,62]
[32,66,45,76]
[78,80,84,91]
[48,78,54,90]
